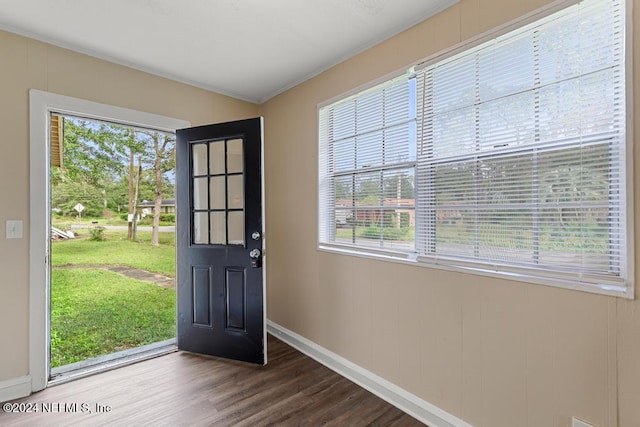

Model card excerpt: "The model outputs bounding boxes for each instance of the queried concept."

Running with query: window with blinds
[318,0,631,296]
[319,76,417,251]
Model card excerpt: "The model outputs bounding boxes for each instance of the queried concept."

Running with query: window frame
[317,0,634,299]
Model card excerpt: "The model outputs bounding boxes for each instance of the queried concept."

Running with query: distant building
[138,198,175,214]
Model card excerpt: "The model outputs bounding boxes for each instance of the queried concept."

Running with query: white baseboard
[0,376,32,403]
[267,321,472,427]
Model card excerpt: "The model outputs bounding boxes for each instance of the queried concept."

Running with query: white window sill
[317,242,633,299]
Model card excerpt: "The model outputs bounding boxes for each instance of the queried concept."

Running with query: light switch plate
[6,220,23,239]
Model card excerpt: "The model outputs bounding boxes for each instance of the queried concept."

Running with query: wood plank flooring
[1,335,424,426]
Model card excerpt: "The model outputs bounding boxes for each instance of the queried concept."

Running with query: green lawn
[50,229,176,367]
[51,269,175,367]
[52,229,176,276]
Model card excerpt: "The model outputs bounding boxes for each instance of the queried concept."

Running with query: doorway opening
[28,90,190,391]
[49,113,178,381]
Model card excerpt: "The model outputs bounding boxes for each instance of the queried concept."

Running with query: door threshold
[49,338,177,386]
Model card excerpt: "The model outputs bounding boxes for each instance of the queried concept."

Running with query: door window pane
[209,176,226,210]
[193,177,208,210]
[227,139,243,173]
[210,212,226,244]
[228,175,244,209]
[228,211,245,245]
[192,143,208,176]
[193,212,209,244]
[209,141,225,175]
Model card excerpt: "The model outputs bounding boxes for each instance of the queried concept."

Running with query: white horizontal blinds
[319,75,417,250]
[416,0,626,285]
[318,107,333,242]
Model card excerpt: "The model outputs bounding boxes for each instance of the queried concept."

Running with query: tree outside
[51,117,175,243]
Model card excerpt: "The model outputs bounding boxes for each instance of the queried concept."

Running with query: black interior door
[175,117,265,365]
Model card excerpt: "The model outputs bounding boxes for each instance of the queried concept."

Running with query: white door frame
[29,89,189,392]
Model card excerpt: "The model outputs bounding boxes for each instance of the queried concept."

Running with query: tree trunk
[151,133,162,246]
[132,160,142,241]
[127,145,135,240]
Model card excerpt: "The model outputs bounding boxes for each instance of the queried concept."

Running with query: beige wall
[2,1,639,425]
[0,30,258,382]
[261,0,640,426]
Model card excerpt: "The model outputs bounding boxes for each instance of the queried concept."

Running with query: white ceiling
[0,0,457,103]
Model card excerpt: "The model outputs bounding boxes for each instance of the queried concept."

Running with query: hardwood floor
[1,335,424,426]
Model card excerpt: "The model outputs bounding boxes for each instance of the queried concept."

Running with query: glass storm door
[176,117,265,364]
